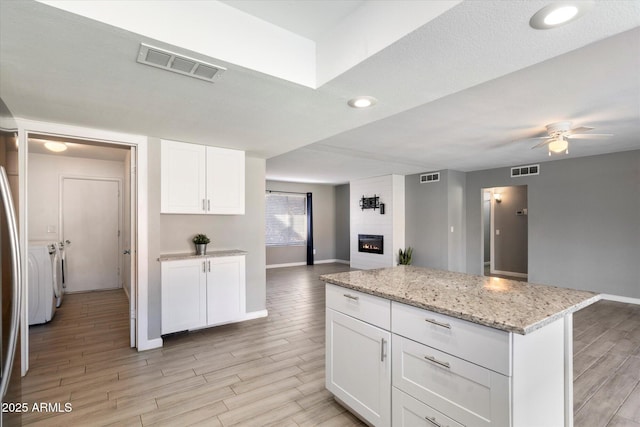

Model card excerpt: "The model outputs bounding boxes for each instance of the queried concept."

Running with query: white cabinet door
[207,255,246,325]
[326,309,391,427]
[161,259,207,334]
[206,146,245,214]
[161,140,206,214]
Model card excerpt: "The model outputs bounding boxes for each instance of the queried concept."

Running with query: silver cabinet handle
[424,354,451,369]
[380,338,386,362]
[425,317,451,329]
[202,261,206,273]
[425,416,443,427]
[207,199,211,211]
[208,260,211,272]
[202,199,206,211]
[343,294,359,301]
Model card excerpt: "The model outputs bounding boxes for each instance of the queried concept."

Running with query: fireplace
[358,234,384,254]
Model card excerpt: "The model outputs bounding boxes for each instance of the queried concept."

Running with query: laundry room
[27,135,132,326]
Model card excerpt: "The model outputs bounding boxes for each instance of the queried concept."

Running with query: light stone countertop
[158,249,247,262]
[320,265,600,335]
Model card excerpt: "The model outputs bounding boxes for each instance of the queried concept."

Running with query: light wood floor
[22,264,640,426]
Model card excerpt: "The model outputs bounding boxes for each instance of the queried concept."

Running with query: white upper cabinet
[206,145,245,214]
[161,139,245,215]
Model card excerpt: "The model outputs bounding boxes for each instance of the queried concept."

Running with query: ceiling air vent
[511,164,540,178]
[137,43,226,83]
[420,172,440,183]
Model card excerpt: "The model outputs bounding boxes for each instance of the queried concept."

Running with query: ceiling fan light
[44,141,68,152]
[548,138,568,154]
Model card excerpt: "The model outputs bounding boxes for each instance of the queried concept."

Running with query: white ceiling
[1,1,639,184]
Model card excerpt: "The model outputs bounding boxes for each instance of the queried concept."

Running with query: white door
[62,177,121,292]
[207,256,245,325]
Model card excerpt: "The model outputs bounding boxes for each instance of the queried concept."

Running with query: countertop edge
[158,250,247,262]
[321,277,601,335]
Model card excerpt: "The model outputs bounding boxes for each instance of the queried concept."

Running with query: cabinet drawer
[326,284,390,330]
[391,302,510,375]
[392,335,510,427]
[392,387,464,427]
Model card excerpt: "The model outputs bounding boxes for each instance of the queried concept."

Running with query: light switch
[495,229,500,235]
[450,226,454,233]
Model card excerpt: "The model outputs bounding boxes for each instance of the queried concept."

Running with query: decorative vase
[195,244,207,255]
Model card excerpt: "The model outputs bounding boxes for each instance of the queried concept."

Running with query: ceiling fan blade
[567,133,613,139]
[530,138,552,149]
[570,126,594,134]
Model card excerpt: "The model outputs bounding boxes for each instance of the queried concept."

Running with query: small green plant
[192,234,211,245]
[398,247,413,265]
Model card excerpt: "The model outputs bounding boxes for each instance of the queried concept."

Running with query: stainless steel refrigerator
[1,97,22,427]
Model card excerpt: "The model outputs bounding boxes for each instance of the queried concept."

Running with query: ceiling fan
[522,121,612,155]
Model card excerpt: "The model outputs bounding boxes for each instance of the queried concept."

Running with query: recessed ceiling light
[529,2,594,30]
[348,96,377,109]
[44,141,68,152]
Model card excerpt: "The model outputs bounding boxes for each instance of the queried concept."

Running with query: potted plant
[193,233,211,255]
[398,247,413,265]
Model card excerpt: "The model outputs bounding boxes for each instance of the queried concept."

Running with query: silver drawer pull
[425,416,443,427]
[424,354,451,369]
[380,338,386,362]
[425,317,451,329]
[343,294,359,301]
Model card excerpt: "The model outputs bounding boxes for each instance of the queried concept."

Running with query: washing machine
[27,243,58,325]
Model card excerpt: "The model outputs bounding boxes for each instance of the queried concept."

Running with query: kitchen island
[321,266,600,427]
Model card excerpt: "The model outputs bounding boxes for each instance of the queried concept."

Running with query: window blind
[265,192,307,246]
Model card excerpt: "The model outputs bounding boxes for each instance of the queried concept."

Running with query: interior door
[62,177,121,292]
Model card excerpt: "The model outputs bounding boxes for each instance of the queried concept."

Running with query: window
[265,192,307,246]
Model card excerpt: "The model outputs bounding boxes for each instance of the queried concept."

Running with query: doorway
[482,185,528,280]
[25,132,138,373]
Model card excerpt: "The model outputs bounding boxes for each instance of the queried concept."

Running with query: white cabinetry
[160,258,207,334]
[161,255,246,334]
[207,256,246,326]
[161,139,245,214]
[325,285,391,427]
[325,284,569,427]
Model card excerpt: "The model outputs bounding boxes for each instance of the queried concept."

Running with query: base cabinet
[326,308,391,427]
[393,387,464,427]
[324,283,571,427]
[161,255,245,335]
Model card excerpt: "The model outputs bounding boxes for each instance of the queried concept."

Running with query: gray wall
[148,140,267,339]
[265,180,338,265]
[493,185,527,274]
[466,150,640,297]
[335,184,350,261]
[405,170,465,271]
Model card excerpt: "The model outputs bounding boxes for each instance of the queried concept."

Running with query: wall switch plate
[496,229,500,235]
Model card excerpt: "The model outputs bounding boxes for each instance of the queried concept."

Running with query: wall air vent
[420,172,440,183]
[511,164,540,178]
[137,43,226,83]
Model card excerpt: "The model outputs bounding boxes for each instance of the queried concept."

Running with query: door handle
[123,249,131,255]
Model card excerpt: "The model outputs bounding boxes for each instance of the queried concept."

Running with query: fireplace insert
[358,234,383,254]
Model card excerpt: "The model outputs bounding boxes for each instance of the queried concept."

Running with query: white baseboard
[490,269,528,279]
[315,259,350,265]
[266,259,350,269]
[601,294,640,305]
[266,261,307,269]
